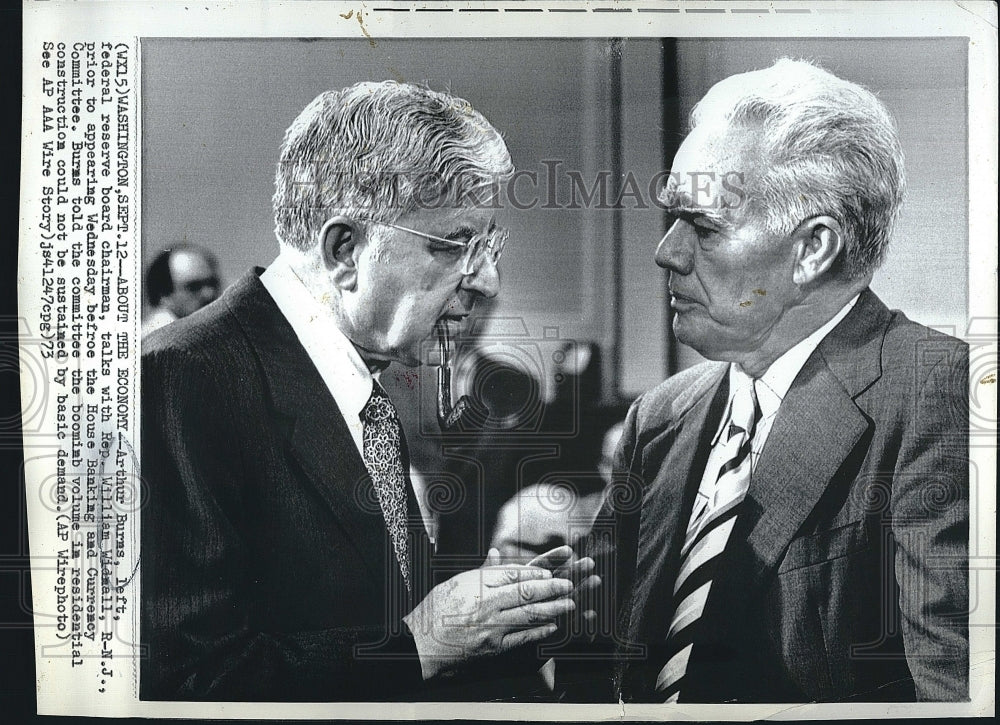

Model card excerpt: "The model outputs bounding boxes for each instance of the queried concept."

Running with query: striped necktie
[361,381,411,593]
[654,377,761,702]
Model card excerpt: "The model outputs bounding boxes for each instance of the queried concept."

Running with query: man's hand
[404,549,576,681]
[528,545,601,626]
[527,545,603,691]
[528,545,598,587]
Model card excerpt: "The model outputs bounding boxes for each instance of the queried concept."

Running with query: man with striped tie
[590,59,969,703]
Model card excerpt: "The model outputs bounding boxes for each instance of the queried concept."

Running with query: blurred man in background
[141,244,221,336]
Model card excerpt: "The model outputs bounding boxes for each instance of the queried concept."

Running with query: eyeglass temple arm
[386,222,471,250]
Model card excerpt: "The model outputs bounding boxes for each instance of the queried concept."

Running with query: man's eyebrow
[442,225,478,242]
[664,204,731,227]
[658,178,732,227]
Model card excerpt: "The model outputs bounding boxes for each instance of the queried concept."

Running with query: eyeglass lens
[463,229,506,275]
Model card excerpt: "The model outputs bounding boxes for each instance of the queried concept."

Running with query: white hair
[692,58,906,278]
[273,81,514,251]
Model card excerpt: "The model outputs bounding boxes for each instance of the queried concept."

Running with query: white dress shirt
[261,256,374,457]
[260,257,435,541]
[696,295,860,504]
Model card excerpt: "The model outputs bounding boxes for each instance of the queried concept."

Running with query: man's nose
[461,257,501,299]
[654,220,695,274]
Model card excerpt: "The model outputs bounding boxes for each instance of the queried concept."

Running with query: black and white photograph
[15,1,996,720]
[137,32,976,704]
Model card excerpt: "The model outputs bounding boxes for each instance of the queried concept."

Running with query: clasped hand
[404,546,594,680]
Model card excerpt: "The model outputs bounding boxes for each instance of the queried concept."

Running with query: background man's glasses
[363,218,508,276]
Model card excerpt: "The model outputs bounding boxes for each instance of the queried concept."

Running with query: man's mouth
[669,291,699,309]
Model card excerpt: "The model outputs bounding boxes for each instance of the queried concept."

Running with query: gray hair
[273,81,514,251]
[692,58,906,279]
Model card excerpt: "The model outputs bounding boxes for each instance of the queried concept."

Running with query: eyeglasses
[362,218,508,276]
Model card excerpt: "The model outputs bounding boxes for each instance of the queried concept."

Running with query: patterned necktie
[361,381,411,593]
[654,378,761,702]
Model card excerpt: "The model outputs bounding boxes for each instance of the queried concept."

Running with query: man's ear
[791,215,844,285]
[319,216,361,290]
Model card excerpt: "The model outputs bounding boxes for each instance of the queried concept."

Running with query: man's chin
[671,316,701,347]
[672,318,724,360]
[397,342,431,369]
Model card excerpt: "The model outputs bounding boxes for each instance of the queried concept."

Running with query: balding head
[146,245,221,318]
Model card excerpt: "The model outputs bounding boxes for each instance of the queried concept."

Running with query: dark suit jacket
[141,270,441,701]
[577,290,968,703]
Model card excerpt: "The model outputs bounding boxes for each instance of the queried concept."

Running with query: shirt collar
[711,294,860,445]
[260,255,376,428]
[712,366,757,446]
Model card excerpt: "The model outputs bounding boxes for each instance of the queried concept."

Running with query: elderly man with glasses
[140,82,589,702]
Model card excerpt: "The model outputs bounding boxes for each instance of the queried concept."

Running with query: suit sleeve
[556,394,645,701]
[140,347,424,701]
[890,342,969,701]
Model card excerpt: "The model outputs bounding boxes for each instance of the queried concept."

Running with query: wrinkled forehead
[660,121,765,211]
[673,121,762,177]
[397,171,506,213]
[397,203,497,233]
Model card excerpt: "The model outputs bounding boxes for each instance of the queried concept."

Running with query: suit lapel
[224,270,388,576]
[738,357,869,580]
[735,289,889,581]
[630,364,729,643]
